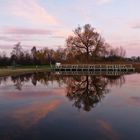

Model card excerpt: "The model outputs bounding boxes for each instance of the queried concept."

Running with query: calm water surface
[0,72,140,140]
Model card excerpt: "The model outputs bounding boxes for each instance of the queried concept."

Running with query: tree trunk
[86,47,89,63]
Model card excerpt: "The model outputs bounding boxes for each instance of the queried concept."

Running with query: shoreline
[0,68,50,77]
[0,63,140,77]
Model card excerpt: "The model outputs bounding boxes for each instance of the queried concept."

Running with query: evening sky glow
[0,0,140,56]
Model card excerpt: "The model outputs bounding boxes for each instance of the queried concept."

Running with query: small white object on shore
[55,63,61,67]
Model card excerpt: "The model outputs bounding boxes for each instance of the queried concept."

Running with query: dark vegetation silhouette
[0,24,129,67]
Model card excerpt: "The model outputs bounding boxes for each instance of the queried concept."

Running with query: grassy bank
[0,66,52,77]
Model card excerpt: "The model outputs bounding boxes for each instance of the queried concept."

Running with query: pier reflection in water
[0,71,126,111]
[0,71,139,140]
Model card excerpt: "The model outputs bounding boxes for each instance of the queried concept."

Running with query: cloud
[132,23,140,29]
[1,26,71,37]
[0,26,67,42]
[51,35,66,39]
[3,27,53,35]
[0,35,37,42]
[96,0,113,5]
[9,0,59,25]
[129,20,140,29]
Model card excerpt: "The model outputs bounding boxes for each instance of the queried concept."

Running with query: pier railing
[53,64,135,72]
[55,71,134,76]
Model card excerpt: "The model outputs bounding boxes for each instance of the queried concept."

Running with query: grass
[0,65,53,77]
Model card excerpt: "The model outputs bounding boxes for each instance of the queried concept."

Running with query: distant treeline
[0,42,127,67]
[0,24,138,67]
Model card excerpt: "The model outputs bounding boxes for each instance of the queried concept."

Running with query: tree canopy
[66,24,108,62]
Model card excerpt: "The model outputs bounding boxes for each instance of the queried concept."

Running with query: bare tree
[66,24,107,62]
[108,46,126,59]
[11,42,23,58]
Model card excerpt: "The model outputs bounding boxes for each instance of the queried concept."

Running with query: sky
[0,0,140,57]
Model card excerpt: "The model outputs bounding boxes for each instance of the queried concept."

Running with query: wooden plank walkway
[53,64,135,72]
[55,71,134,76]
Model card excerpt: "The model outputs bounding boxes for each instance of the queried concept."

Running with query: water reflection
[0,72,139,140]
[66,75,109,111]
[97,120,120,140]
[11,100,61,128]
[65,74,125,111]
[0,71,126,111]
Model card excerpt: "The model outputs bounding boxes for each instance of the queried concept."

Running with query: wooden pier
[54,71,134,76]
[53,64,135,72]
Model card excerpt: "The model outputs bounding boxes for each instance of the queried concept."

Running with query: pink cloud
[9,0,59,25]
[132,23,140,29]
[3,27,53,35]
[0,35,37,42]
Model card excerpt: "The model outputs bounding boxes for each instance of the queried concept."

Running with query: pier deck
[53,64,135,72]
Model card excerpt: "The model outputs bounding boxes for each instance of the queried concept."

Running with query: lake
[0,72,140,140]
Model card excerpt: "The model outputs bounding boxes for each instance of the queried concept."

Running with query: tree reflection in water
[9,72,63,90]
[0,72,126,111]
[65,75,108,111]
[65,74,125,111]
